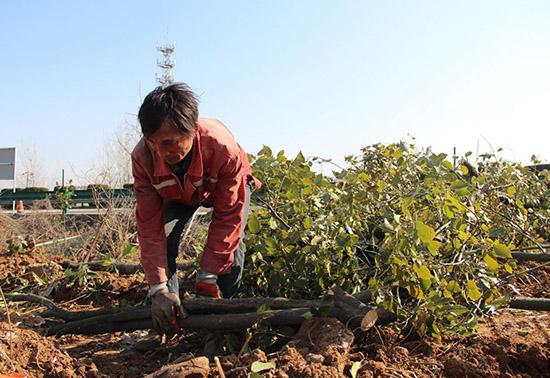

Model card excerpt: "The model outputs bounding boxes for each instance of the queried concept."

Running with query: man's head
[138,83,199,165]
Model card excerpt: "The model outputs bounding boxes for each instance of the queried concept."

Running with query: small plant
[62,263,110,298]
[100,243,139,272]
[6,235,29,254]
[54,180,76,213]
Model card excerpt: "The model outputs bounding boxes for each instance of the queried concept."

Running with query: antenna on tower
[156,42,176,87]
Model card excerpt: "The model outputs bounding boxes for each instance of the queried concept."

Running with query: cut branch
[6,288,387,336]
[509,297,550,311]
[511,252,550,262]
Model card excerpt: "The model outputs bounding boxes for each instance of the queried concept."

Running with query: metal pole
[12,149,16,213]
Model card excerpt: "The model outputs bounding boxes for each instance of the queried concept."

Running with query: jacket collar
[151,123,204,179]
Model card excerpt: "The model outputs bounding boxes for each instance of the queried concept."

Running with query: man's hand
[194,271,222,298]
[150,286,187,336]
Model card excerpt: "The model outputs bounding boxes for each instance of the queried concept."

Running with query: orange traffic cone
[16,200,24,214]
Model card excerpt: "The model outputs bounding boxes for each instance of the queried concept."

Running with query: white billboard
[0,148,16,180]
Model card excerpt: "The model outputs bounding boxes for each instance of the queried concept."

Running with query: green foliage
[243,143,549,338]
[243,146,363,298]
[62,263,110,298]
[6,235,30,254]
[100,244,139,272]
[53,180,75,213]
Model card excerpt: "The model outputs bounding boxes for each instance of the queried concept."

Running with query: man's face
[146,121,195,165]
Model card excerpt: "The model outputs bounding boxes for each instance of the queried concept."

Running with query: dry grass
[1,194,210,265]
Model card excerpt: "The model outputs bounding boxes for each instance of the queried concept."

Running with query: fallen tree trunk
[511,252,550,262]
[7,291,548,337]
[46,307,319,336]
[7,289,388,336]
[6,291,371,320]
[509,297,550,311]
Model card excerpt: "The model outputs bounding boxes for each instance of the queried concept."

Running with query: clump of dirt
[0,246,58,282]
[0,321,97,377]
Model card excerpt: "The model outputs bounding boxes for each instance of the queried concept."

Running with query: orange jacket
[131,118,259,285]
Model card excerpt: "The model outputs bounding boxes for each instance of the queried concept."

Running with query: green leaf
[451,180,469,195]
[467,280,482,301]
[251,361,276,373]
[416,221,436,243]
[427,240,442,255]
[294,151,305,163]
[504,263,513,273]
[494,242,512,258]
[447,305,469,316]
[442,160,454,170]
[413,264,433,280]
[248,214,260,234]
[483,254,500,272]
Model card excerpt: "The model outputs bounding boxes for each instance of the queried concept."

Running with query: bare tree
[94,119,142,188]
[17,142,46,188]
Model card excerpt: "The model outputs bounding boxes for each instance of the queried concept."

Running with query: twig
[0,286,15,371]
[82,201,114,262]
[237,330,253,359]
[486,205,545,252]
[512,243,550,252]
[506,261,550,279]
[257,198,291,230]
[214,356,226,378]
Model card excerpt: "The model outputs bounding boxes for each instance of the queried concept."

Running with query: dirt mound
[0,246,61,282]
[352,309,550,377]
[0,321,97,377]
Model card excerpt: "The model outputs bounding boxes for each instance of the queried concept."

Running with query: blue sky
[1,1,549,187]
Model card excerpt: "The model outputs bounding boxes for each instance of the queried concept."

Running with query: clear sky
[1,1,549,188]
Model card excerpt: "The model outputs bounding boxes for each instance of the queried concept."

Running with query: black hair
[138,83,199,137]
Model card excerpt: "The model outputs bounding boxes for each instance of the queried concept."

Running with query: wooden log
[509,297,550,311]
[511,252,550,262]
[7,288,389,336]
[7,291,370,319]
[46,308,311,336]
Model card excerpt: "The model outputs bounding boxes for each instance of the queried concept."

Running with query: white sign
[0,148,16,180]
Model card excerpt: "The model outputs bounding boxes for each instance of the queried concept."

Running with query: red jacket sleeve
[200,153,246,274]
[132,154,169,285]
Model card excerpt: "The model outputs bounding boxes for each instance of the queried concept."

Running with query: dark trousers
[163,183,251,299]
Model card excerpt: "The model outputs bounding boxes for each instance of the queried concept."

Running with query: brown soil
[512,262,550,298]
[0,322,98,377]
[0,246,63,283]
[353,309,550,377]
[1,250,549,377]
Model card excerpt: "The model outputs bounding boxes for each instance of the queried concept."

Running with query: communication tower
[156,43,176,87]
